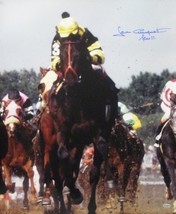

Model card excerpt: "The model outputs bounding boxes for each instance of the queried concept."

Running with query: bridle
[61,41,80,81]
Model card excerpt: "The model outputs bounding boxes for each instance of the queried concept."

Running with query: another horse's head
[59,38,92,83]
[38,68,58,107]
[4,101,23,137]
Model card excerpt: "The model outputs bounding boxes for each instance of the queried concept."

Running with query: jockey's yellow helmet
[58,12,79,38]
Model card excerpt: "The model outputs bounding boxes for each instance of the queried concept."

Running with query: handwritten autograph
[113,26,171,41]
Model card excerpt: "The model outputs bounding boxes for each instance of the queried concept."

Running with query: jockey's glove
[91,55,102,65]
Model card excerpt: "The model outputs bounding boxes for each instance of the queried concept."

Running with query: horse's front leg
[165,162,176,214]
[125,161,141,204]
[0,165,7,194]
[35,159,45,203]
[23,160,37,203]
[88,163,100,214]
[2,164,15,193]
[156,148,173,200]
[88,144,103,214]
[22,175,29,210]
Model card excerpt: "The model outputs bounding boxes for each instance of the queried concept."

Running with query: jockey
[155,79,176,147]
[160,79,176,122]
[0,89,34,121]
[51,11,105,73]
[50,11,118,106]
[118,101,142,142]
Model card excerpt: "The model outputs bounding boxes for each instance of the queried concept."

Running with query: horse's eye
[38,83,45,94]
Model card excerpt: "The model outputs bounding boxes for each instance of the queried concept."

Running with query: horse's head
[60,39,91,83]
[38,68,58,107]
[4,101,23,137]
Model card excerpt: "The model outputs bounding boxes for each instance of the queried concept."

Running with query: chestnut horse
[155,104,176,214]
[38,39,118,213]
[2,101,37,209]
[33,68,60,208]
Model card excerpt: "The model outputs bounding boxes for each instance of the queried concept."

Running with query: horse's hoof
[22,205,29,210]
[173,200,176,214]
[37,196,43,204]
[118,196,126,202]
[70,188,83,204]
[166,187,173,200]
[106,180,116,189]
[42,197,51,205]
[57,146,69,160]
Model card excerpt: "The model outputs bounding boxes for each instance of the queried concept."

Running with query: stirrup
[154,143,159,148]
[155,133,162,141]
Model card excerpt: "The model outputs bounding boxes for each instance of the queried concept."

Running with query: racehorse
[0,116,8,194]
[2,100,37,209]
[156,104,176,213]
[32,67,60,208]
[109,119,144,212]
[38,38,118,213]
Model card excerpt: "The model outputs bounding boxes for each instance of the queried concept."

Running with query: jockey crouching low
[154,79,176,147]
[0,89,34,122]
[50,11,119,111]
[118,102,142,144]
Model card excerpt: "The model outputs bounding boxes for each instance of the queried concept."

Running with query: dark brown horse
[155,104,176,213]
[38,37,118,213]
[2,101,37,209]
[109,119,144,213]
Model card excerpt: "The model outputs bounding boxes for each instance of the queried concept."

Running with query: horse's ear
[40,67,47,77]
[40,67,44,75]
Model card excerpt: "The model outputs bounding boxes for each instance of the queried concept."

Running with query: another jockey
[118,101,142,143]
[0,89,34,121]
[154,79,176,147]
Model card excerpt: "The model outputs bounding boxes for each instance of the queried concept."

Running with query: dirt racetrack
[0,171,174,214]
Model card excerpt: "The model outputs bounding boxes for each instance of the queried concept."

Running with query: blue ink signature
[113,26,171,41]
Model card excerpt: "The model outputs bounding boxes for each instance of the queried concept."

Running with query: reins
[61,41,79,80]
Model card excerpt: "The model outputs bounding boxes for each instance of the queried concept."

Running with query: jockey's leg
[154,118,169,147]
